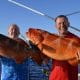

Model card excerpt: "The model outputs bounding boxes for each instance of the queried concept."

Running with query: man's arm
[0,34,31,63]
[37,43,77,60]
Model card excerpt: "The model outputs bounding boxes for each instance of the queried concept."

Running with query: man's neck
[59,31,69,37]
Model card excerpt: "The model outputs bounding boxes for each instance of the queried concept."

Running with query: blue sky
[0,0,80,39]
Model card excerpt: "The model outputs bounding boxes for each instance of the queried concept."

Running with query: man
[0,24,30,80]
[40,15,79,80]
[48,15,79,80]
[27,15,80,80]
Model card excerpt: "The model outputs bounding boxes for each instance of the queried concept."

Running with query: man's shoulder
[16,38,29,46]
[67,32,80,43]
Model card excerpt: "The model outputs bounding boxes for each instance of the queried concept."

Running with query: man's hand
[76,49,80,63]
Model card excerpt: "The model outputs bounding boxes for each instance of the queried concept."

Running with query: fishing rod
[8,0,54,20]
[65,10,80,16]
[8,0,80,32]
